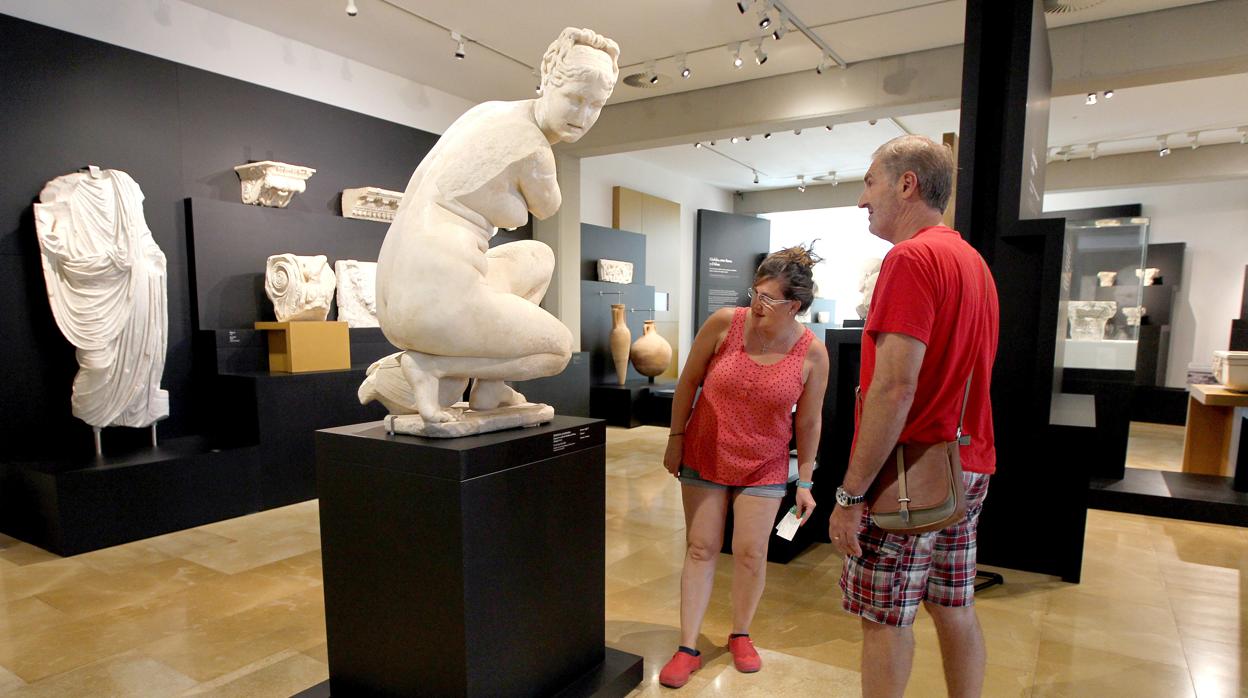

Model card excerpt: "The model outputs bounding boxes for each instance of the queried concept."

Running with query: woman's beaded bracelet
[796,480,814,489]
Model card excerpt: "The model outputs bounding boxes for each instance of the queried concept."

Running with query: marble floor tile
[0,538,61,568]
[2,650,197,698]
[0,663,25,693]
[0,425,1244,696]
[179,649,327,697]
[1032,641,1197,697]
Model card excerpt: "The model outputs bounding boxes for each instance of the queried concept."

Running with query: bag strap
[955,369,973,447]
[894,448,911,524]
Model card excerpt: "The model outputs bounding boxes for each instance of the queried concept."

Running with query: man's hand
[829,502,865,556]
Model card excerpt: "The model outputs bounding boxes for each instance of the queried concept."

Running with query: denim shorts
[678,465,787,499]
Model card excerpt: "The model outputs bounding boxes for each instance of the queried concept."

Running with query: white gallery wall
[0,0,473,134]
[1045,178,1248,387]
[580,153,735,371]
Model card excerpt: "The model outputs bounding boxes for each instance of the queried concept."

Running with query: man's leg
[840,512,935,698]
[861,620,916,698]
[924,472,992,698]
[925,603,985,698]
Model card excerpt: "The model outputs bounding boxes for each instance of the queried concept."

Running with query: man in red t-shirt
[828,135,999,698]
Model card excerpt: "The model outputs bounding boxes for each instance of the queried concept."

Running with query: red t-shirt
[856,225,999,474]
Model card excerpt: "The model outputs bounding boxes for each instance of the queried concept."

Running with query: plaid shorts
[839,472,991,627]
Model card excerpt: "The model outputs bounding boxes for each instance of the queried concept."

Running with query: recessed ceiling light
[1085,92,1097,105]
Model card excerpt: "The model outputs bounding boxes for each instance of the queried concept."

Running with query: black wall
[955,0,1089,582]
[0,14,438,456]
[694,210,771,329]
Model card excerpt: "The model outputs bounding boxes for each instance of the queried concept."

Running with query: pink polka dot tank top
[683,307,814,486]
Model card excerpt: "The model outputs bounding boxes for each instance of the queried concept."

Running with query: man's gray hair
[872,135,956,213]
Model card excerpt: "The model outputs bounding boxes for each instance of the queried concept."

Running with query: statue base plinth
[384,401,554,438]
[254,320,350,373]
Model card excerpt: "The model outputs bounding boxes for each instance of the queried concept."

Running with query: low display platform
[1090,467,1248,527]
[314,416,641,697]
[0,436,261,556]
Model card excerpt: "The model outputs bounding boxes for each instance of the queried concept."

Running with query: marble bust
[33,166,170,429]
[265,253,336,322]
[364,27,619,433]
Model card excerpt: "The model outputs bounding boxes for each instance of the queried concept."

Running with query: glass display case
[1055,217,1151,372]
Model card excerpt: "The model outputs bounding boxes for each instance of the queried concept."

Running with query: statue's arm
[518,148,561,220]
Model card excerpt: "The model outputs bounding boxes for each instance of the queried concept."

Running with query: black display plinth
[314,417,641,698]
[0,437,261,556]
[590,382,651,428]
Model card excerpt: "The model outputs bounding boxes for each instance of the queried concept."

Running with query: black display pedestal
[311,417,642,698]
[590,382,651,428]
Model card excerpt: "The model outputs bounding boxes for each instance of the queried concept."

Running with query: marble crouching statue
[334,260,379,328]
[234,161,315,208]
[856,258,883,319]
[33,166,170,428]
[265,253,336,322]
[363,27,620,436]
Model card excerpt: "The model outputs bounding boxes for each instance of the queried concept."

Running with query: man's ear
[898,171,921,201]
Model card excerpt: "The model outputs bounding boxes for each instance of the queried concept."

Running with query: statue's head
[535,28,620,143]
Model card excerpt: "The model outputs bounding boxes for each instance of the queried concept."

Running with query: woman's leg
[679,484,731,648]
[729,492,783,634]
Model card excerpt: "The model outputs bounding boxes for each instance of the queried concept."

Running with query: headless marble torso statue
[33,167,170,434]
[364,28,619,433]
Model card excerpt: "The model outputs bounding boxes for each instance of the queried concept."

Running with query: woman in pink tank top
[657,246,830,688]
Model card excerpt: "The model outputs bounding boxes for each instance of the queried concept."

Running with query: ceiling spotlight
[758,8,772,29]
[1188,131,1200,150]
[1061,148,1070,162]
[815,56,828,75]
[753,171,760,184]
[451,31,465,60]
[1157,136,1171,157]
[868,119,878,126]
[1104,89,1114,99]
[1088,142,1099,160]
[646,60,659,85]
[732,43,744,69]
[763,132,772,139]
[797,175,806,193]
[694,142,702,149]
[1240,126,1248,144]
[753,42,768,65]
[532,69,541,95]
[709,140,717,146]
[744,135,751,141]
[1085,92,1097,106]
[345,0,358,16]
[830,171,839,187]
[825,124,833,132]
[731,136,739,144]
[793,128,801,135]
[736,0,753,14]
[677,53,691,79]
[772,24,788,41]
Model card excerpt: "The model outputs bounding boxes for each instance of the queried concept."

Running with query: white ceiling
[183,0,1245,192]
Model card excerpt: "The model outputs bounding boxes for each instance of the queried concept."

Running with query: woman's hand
[663,434,683,477]
[795,487,816,525]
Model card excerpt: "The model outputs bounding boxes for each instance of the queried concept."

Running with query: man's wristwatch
[835,486,865,507]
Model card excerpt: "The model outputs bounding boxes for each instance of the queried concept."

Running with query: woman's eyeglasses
[746,287,792,309]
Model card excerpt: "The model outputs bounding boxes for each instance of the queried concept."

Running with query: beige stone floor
[0,425,1244,696]
[1125,421,1186,473]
